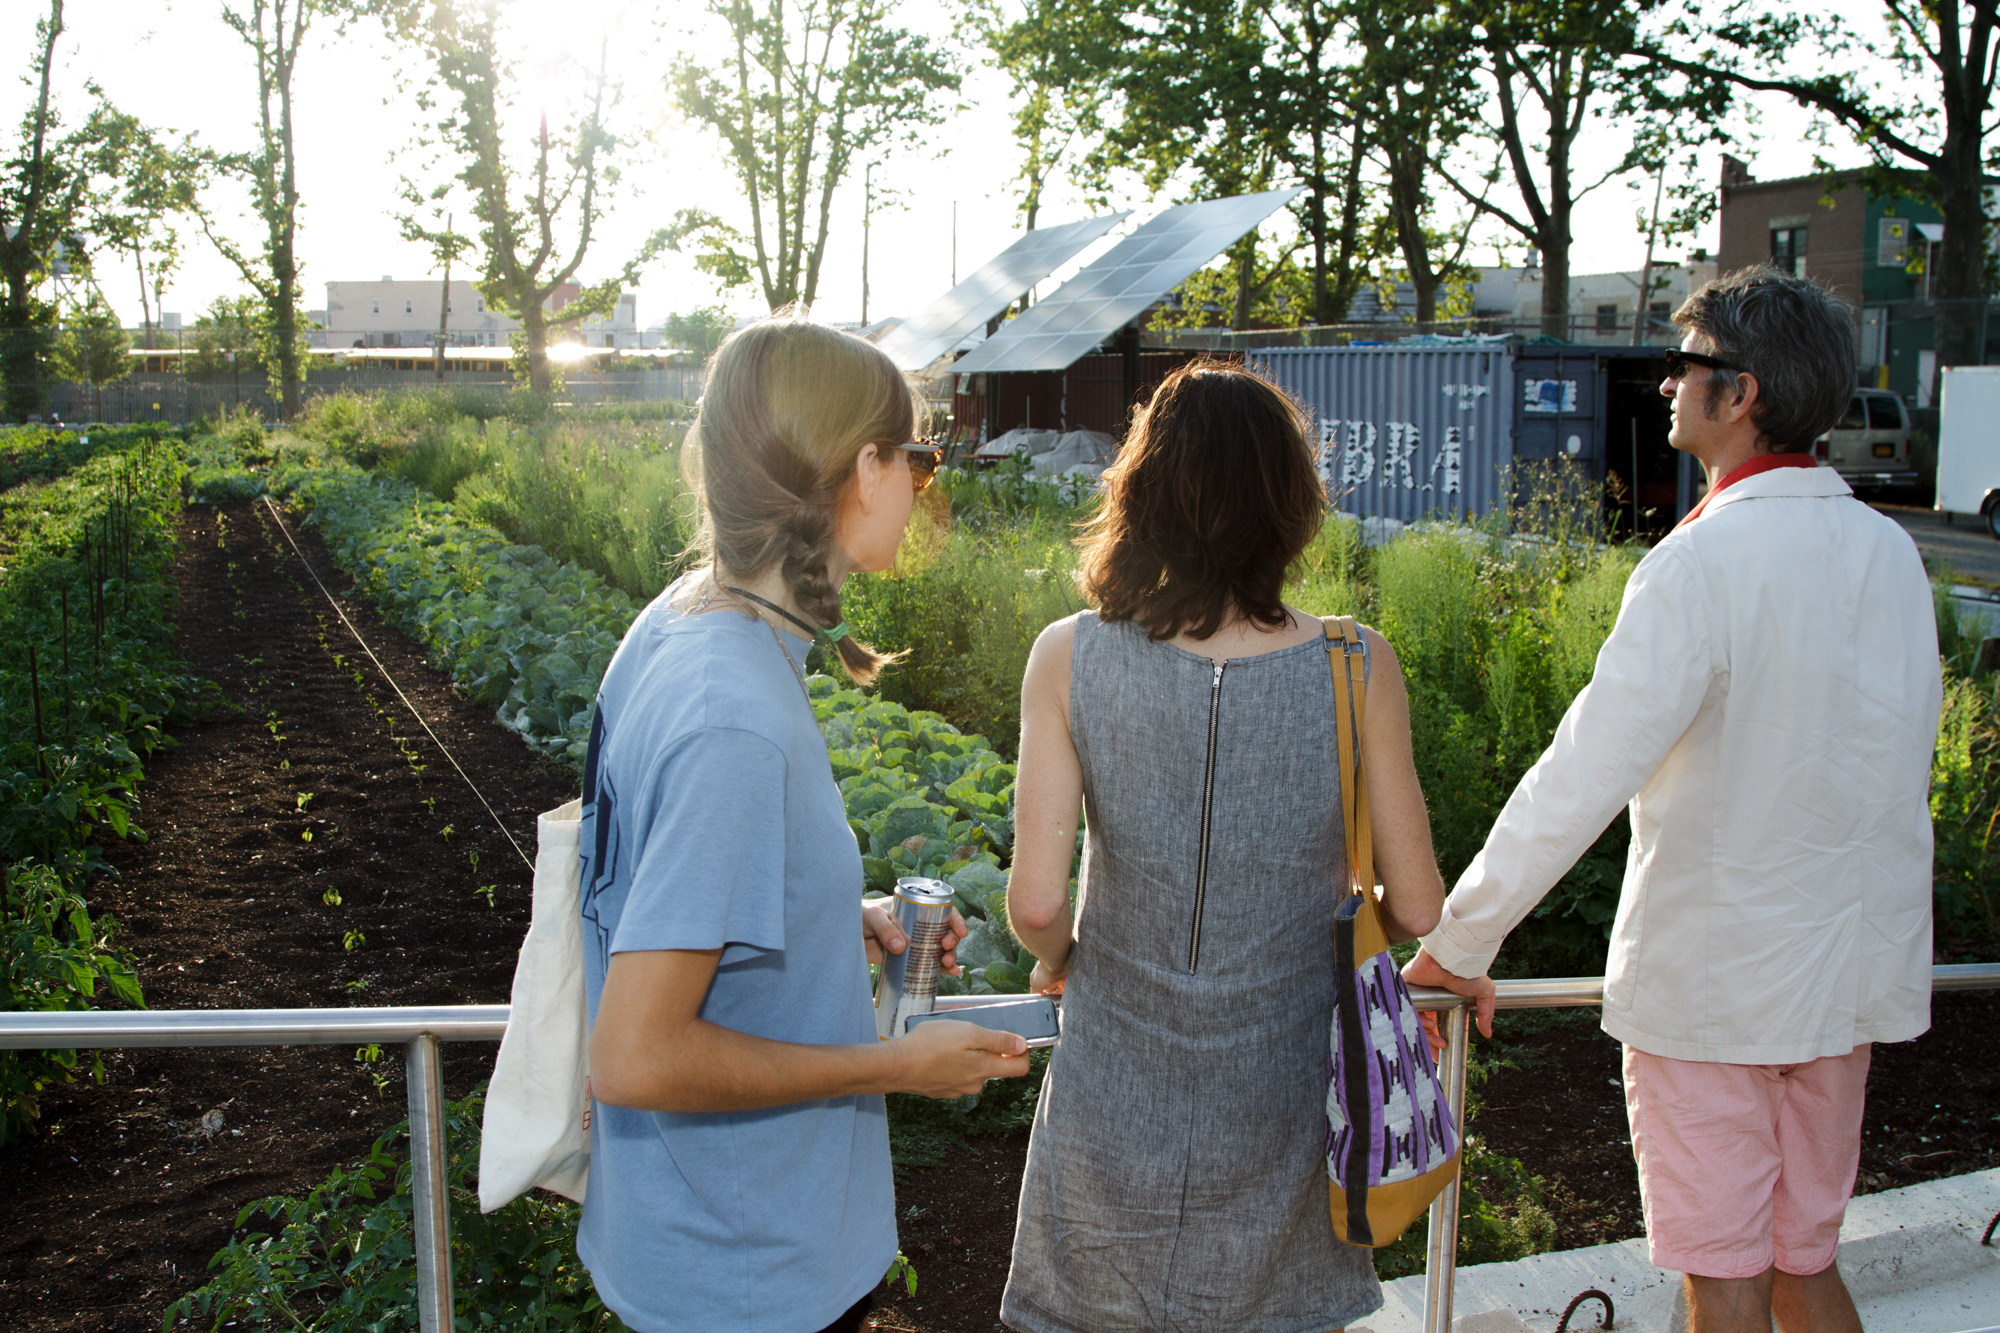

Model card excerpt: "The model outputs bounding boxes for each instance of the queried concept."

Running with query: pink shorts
[1622,1044,1872,1280]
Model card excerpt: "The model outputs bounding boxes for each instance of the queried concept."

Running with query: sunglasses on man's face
[1664,349,1750,382]
[897,440,943,492]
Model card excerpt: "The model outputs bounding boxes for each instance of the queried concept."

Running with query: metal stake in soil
[28,644,47,779]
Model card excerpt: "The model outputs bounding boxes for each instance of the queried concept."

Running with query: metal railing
[3,965,1997,1333]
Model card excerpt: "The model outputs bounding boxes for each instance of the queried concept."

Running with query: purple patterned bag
[1321,617,1461,1246]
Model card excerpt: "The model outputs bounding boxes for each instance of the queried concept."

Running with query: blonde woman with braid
[578,315,1031,1333]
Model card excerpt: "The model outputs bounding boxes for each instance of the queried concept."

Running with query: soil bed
[2,496,1994,1333]
[0,498,575,1331]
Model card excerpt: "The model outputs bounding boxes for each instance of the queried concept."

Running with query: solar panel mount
[876,211,1129,372]
[950,188,1305,375]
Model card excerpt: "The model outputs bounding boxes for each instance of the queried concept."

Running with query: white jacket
[1422,466,1942,1063]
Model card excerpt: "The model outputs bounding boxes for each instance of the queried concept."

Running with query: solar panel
[950,188,1305,374]
[876,212,1129,371]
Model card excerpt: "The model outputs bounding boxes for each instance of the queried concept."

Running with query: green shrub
[0,424,189,491]
[0,860,144,1146]
[162,1087,629,1333]
[1930,669,1999,951]
[1,435,213,1144]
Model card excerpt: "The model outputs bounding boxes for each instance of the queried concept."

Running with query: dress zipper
[1188,659,1226,973]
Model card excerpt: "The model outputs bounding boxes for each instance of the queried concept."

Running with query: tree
[78,113,206,352]
[1650,2,2000,384]
[965,0,1115,230]
[659,306,735,360]
[50,290,131,419]
[398,203,473,380]
[1259,0,1382,323]
[1420,0,1716,338]
[1082,0,1297,330]
[375,1,666,393]
[668,0,961,311]
[1064,0,1388,328]
[1347,0,1484,324]
[186,294,272,380]
[203,0,317,419]
[0,2,85,421]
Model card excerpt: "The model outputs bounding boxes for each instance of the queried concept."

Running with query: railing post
[405,1034,454,1332]
[1422,1004,1472,1333]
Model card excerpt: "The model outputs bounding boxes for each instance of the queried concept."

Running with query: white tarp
[976,427,1061,458]
[1029,430,1118,476]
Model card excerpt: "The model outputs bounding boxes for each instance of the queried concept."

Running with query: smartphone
[905,995,1060,1048]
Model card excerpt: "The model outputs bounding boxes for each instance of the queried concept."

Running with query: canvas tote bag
[478,797,591,1211]
[1321,616,1460,1246]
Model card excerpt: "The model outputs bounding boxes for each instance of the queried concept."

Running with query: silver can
[875,877,956,1040]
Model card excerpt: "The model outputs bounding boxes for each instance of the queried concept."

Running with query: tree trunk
[2,273,45,422]
[1931,134,1989,391]
[526,307,551,393]
[1387,142,1438,324]
[1232,240,1255,329]
[1326,120,1368,323]
[1539,233,1570,339]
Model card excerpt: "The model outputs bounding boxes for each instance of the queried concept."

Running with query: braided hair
[687,313,910,685]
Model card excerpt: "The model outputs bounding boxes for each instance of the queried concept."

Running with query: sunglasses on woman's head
[1664,349,1750,382]
[898,440,943,492]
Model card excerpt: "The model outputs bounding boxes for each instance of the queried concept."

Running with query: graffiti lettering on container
[1441,383,1491,410]
[1318,419,1464,497]
[1523,379,1578,414]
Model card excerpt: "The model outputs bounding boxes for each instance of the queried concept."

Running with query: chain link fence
[6,330,705,425]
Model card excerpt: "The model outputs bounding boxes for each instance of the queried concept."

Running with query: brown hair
[686,313,912,684]
[1672,265,1858,453]
[1076,361,1325,641]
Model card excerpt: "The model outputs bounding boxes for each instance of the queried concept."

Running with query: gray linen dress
[1001,611,1382,1333]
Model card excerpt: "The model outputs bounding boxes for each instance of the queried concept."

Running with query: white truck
[1935,365,2000,538]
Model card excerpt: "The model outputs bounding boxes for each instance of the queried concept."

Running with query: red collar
[1674,453,1819,530]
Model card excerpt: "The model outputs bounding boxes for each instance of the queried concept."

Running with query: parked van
[1813,389,1918,491]
[1935,366,2000,538]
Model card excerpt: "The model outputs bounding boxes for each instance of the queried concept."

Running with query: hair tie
[820,622,851,644]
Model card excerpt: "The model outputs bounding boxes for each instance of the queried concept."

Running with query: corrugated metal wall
[1250,346,1516,523]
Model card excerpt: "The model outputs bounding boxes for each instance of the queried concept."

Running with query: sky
[1,0,1918,333]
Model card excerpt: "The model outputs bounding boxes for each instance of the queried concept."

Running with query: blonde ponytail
[686,312,912,685]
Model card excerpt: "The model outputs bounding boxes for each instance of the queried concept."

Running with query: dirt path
[0,497,576,1331]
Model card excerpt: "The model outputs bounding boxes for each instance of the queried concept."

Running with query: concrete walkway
[1876,503,2000,588]
[1352,1167,2000,1333]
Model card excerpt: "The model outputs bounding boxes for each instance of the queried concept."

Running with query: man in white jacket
[1404,267,1942,1333]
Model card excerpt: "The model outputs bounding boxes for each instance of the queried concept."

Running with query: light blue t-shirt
[576,582,894,1333]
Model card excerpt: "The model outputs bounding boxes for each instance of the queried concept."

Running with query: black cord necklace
[723,585,825,641]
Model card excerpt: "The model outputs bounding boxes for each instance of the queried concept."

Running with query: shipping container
[1252,343,1693,536]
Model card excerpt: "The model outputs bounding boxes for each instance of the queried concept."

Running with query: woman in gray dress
[1002,363,1450,1333]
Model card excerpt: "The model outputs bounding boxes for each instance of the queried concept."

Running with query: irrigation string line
[260,495,537,874]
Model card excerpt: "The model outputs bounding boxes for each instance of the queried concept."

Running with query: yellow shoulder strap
[1322,616,1376,914]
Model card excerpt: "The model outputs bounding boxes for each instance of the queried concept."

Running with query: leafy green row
[1,435,210,1146]
[0,423,188,492]
[270,461,639,768]
[271,462,1045,992]
[163,1085,627,1332]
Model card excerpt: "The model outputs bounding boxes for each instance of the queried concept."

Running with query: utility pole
[861,163,873,326]
[435,213,452,382]
[1631,167,1665,347]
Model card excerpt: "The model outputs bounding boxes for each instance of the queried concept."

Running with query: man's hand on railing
[1402,947,1496,1057]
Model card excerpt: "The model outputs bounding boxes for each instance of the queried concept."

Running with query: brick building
[1714,156,1949,403]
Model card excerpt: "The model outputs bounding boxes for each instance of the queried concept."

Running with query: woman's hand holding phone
[888,1018,1031,1099]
